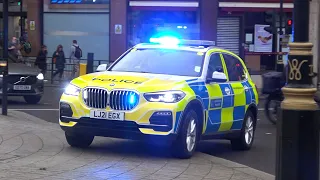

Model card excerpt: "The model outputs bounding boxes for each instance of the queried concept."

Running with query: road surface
[0,86,277,175]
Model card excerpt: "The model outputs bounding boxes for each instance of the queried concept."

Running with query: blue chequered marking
[219,84,234,108]
[174,111,183,133]
[205,109,221,133]
[241,81,252,105]
[187,81,209,110]
[231,106,246,129]
[242,81,256,104]
[210,98,223,109]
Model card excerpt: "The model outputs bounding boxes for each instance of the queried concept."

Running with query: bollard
[276,43,320,180]
[79,63,86,76]
[87,53,94,74]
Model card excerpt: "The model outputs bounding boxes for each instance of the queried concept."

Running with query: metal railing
[17,56,109,84]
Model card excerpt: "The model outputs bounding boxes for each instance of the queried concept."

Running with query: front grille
[8,75,37,85]
[83,88,139,110]
[109,90,139,110]
[83,88,108,109]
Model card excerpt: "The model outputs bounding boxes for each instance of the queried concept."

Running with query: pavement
[0,110,275,180]
[1,86,278,176]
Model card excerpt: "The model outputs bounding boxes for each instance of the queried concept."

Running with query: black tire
[171,110,199,159]
[264,96,280,125]
[231,110,256,151]
[24,95,42,104]
[65,132,94,148]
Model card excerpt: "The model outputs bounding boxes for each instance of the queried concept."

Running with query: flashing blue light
[149,36,180,46]
[129,94,137,105]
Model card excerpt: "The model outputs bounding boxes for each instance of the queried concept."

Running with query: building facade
[25,0,308,74]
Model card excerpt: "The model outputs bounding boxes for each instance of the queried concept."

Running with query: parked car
[0,59,44,104]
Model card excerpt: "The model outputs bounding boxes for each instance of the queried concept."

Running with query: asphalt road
[0,86,277,175]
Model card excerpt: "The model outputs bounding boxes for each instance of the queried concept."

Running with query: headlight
[64,84,81,96]
[37,73,44,80]
[144,91,186,103]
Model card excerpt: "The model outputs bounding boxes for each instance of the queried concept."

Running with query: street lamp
[276,0,320,180]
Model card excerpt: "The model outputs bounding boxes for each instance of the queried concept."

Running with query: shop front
[219,1,294,73]
[127,1,200,48]
[109,0,218,62]
[43,0,110,63]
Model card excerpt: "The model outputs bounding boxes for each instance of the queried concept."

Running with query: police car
[59,37,259,159]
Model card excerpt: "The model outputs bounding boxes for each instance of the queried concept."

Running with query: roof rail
[179,39,216,47]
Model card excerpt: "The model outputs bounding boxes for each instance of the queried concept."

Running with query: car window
[207,53,224,78]
[223,53,246,81]
[109,48,205,77]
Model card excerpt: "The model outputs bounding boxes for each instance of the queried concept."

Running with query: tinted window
[110,48,204,77]
[223,54,246,81]
[207,53,224,78]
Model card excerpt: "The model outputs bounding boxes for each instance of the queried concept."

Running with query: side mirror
[96,64,109,72]
[207,71,227,83]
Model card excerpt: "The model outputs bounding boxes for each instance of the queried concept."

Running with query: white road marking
[266,133,272,135]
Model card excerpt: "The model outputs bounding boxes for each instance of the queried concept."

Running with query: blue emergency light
[149,36,215,47]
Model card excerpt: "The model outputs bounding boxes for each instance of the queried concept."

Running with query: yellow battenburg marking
[197,52,204,56]
[219,107,234,131]
[231,83,246,107]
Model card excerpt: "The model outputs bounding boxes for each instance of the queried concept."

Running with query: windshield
[109,48,204,77]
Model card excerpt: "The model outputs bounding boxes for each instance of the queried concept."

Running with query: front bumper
[60,116,177,143]
[59,93,187,139]
[0,81,44,96]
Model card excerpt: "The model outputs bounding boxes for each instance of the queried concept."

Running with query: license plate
[90,110,125,120]
[13,85,31,90]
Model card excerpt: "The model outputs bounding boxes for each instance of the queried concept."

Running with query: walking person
[35,45,48,77]
[70,40,82,78]
[52,45,66,83]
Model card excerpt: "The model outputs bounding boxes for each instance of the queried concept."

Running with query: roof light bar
[149,37,215,47]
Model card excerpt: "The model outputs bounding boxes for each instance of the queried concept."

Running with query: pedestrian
[35,45,48,76]
[70,40,82,78]
[8,37,18,61]
[52,44,66,82]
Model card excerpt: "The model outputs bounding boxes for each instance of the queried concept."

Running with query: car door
[221,52,250,131]
[204,52,230,134]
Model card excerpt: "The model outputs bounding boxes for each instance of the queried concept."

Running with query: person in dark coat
[52,44,66,82]
[35,45,48,76]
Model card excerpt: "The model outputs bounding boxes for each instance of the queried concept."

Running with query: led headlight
[144,91,185,103]
[37,73,44,80]
[64,84,81,96]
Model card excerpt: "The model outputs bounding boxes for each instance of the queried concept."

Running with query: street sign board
[115,24,122,34]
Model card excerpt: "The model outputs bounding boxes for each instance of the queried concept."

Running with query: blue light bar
[149,36,180,45]
[149,36,215,47]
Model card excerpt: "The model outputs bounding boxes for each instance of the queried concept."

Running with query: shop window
[128,10,200,48]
